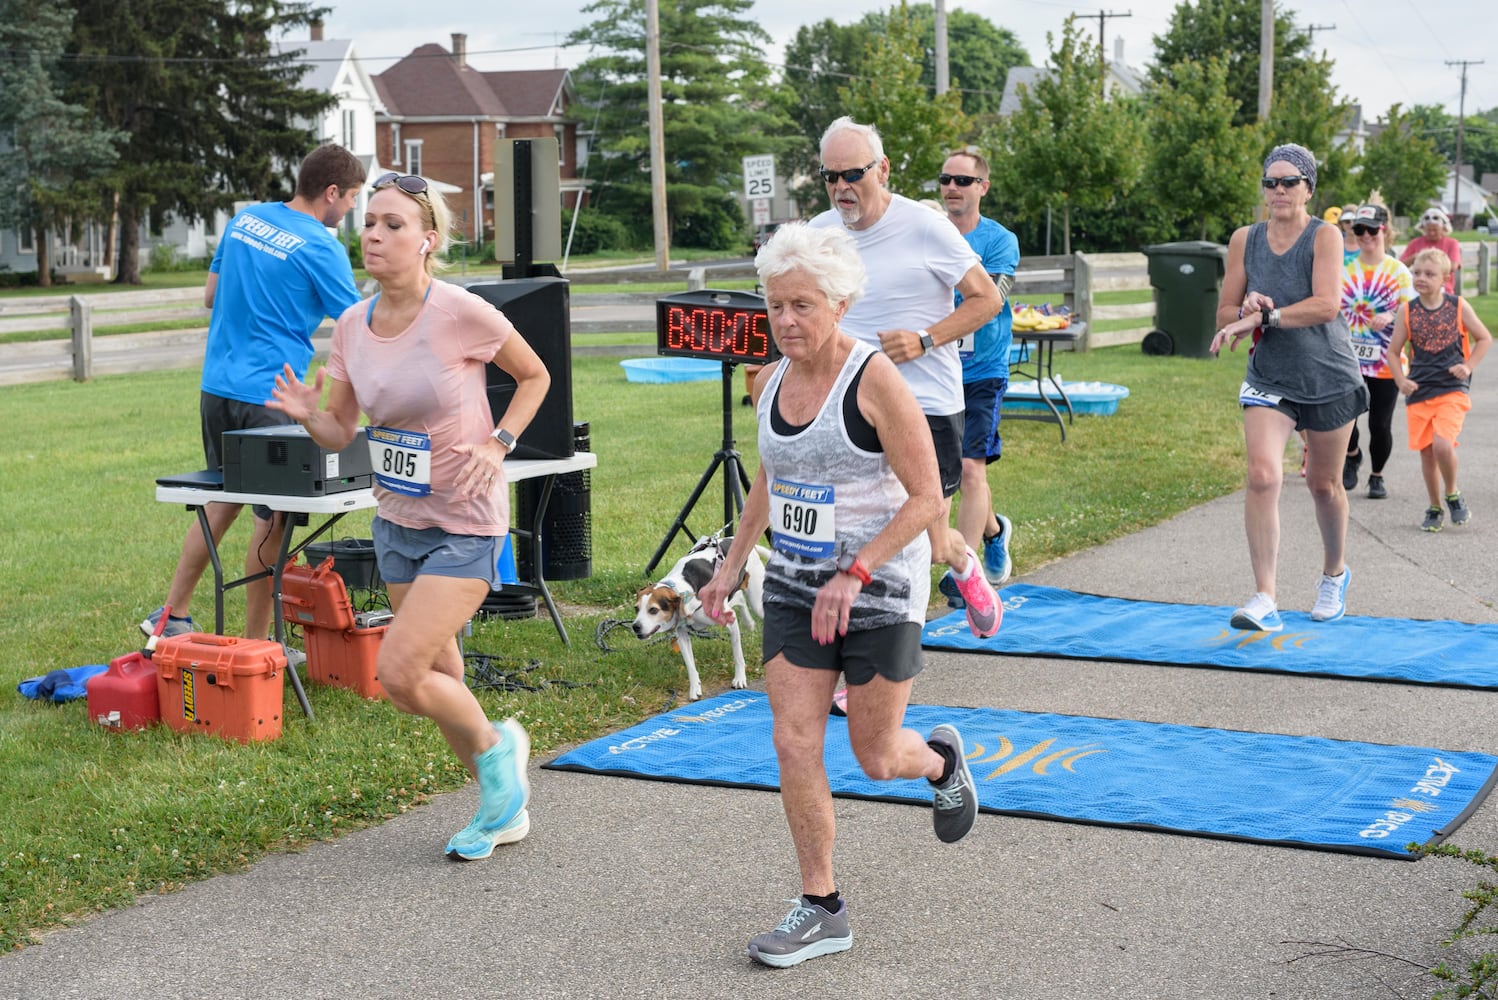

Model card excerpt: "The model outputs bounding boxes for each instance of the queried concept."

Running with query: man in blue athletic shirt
[141,144,365,644]
[936,148,1019,602]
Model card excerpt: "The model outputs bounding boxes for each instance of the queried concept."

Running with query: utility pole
[1446,59,1484,223]
[646,0,669,271]
[1257,0,1273,123]
[1305,23,1335,51]
[1085,9,1131,96]
[935,0,948,95]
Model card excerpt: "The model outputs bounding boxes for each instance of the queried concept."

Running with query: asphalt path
[2,364,1496,998]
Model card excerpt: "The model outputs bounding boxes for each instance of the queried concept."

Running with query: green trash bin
[1141,240,1228,358]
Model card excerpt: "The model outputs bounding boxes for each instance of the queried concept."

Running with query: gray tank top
[756,340,931,628]
[1243,219,1362,403]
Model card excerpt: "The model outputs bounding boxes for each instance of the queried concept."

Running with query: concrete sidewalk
[3,376,1496,999]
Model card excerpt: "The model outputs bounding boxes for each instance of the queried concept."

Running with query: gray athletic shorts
[372,516,504,588]
[1242,383,1369,433]
[200,391,293,520]
[762,600,924,685]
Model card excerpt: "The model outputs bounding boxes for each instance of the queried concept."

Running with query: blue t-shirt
[200,201,360,404]
[954,216,1019,383]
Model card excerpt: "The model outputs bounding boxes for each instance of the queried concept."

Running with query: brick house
[372,34,588,245]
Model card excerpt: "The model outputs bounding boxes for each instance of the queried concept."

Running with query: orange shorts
[1405,391,1471,451]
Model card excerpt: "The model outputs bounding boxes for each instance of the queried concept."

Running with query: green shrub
[561,208,631,254]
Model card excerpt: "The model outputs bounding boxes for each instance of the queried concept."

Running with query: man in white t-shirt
[807,116,1003,638]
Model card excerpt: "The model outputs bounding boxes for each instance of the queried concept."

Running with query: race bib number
[955,334,971,360]
[366,426,432,496]
[1351,339,1383,363]
[1238,381,1283,408]
[769,478,836,558]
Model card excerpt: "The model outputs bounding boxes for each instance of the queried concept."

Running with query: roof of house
[997,59,1145,117]
[374,44,572,120]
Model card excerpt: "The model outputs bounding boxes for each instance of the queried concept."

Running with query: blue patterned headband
[1264,144,1317,193]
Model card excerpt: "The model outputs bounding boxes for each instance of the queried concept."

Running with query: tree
[837,2,968,200]
[0,0,120,286]
[981,17,1142,254]
[1262,54,1355,214]
[566,0,798,250]
[1359,104,1448,219]
[1150,0,1316,129]
[60,0,336,284]
[782,6,1027,150]
[1408,103,1498,185]
[1145,57,1263,240]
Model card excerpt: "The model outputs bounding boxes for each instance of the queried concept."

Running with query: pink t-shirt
[327,280,515,536]
[1400,234,1461,293]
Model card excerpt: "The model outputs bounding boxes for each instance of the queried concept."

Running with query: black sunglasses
[937,173,982,187]
[1261,175,1308,190]
[1352,224,1382,236]
[372,172,429,197]
[818,160,877,185]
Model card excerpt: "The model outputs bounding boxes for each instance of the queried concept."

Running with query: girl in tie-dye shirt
[1339,204,1415,498]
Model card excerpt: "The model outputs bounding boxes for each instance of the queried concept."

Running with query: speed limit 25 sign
[742,155,775,200]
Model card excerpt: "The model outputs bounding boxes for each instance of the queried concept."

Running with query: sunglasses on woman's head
[371,172,429,196]
[1261,175,1308,190]
[817,160,877,184]
[937,173,982,187]
[1352,224,1382,236]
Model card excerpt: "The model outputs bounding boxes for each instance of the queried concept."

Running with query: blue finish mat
[546,691,1498,859]
[923,584,1498,689]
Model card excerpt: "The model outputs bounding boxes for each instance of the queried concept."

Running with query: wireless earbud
[419,237,431,256]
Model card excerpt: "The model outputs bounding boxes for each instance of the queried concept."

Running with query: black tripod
[644,362,753,576]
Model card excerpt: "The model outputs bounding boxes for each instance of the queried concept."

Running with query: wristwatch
[490,427,517,452]
[918,329,935,354]
[836,552,872,585]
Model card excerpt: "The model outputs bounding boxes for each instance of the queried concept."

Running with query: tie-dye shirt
[1340,255,1415,378]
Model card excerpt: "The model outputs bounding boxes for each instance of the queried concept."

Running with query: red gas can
[85,651,162,731]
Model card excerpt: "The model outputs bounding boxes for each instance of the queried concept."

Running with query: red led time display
[655,289,778,364]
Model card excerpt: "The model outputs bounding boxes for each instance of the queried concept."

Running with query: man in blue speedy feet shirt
[140,144,365,643]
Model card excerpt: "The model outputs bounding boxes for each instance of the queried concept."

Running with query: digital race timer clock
[655,289,778,365]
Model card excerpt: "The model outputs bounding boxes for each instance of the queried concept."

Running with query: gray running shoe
[1422,506,1444,532]
[746,898,852,968]
[1447,492,1471,526]
[928,723,978,843]
[139,607,195,638]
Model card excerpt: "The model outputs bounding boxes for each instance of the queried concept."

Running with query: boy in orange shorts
[1387,248,1491,530]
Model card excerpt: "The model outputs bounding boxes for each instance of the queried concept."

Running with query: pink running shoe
[953,549,1002,637]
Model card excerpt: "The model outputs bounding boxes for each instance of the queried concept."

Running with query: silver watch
[491,427,517,451]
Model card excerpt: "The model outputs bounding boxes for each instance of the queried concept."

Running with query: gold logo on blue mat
[1205,628,1315,651]
[968,737,1105,780]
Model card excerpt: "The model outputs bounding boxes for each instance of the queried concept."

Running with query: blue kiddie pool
[1006,380,1130,415]
[621,357,724,384]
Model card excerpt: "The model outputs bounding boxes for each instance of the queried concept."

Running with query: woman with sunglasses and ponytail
[1210,144,1366,634]
[1338,204,1415,499]
[269,172,551,863]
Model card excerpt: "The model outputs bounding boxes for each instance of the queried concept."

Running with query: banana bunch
[1011,304,1070,332]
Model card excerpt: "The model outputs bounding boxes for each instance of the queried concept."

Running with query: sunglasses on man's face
[1261,175,1308,190]
[937,173,982,187]
[372,172,429,196]
[818,160,877,185]
[1352,224,1382,237]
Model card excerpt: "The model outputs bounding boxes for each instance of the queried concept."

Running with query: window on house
[17,226,34,254]
[555,125,566,165]
[342,110,356,150]
[405,140,422,176]
[391,123,401,163]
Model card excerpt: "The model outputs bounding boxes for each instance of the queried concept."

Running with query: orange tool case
[154,634,285,743]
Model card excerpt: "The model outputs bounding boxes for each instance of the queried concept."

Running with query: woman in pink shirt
[270,172,551,864]
[1400,207,1461,293]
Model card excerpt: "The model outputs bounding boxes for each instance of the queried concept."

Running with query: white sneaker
[1229,592,1283,633]
[1310,568,1351,623]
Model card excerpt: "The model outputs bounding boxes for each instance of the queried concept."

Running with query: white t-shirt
[809,194,977,415]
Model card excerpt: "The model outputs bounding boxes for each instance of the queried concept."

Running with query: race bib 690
[769,478,836,558]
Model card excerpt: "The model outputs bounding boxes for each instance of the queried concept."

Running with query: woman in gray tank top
[1209,143,1367,635]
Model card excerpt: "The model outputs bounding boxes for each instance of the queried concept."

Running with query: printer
[222,425,373,496]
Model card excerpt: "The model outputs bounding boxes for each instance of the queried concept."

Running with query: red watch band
[841,558,873,586]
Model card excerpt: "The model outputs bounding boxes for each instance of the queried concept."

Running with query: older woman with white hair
[699,221,978,969]
[1400,206,1461,293]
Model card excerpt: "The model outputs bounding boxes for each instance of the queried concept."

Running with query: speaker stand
[644,363,753,577]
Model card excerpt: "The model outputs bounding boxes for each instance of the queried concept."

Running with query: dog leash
[461,652,594,692]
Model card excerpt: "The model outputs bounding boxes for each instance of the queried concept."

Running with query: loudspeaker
[463,277,575,461]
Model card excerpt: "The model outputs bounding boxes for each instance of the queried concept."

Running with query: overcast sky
[321,0,1493,124]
